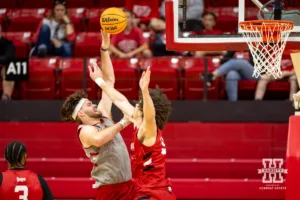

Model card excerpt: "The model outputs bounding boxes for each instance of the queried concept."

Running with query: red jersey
[125,0,160,24]
[111,26,146,53]
[131,129,171,188]
[281,58,294,71]
[0,169,43,200]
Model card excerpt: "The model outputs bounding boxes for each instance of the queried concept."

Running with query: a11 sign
[5,59,28,81]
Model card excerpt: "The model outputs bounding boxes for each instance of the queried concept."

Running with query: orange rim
[239,20,294,31]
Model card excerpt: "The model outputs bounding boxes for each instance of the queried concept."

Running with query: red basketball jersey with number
[0,170,43,200]
[131,129,171,188]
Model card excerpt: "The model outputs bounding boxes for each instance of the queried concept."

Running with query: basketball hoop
[239,20,294,79]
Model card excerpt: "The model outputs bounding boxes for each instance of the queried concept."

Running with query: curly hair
[138,86,172,130]
[61,91,87,123]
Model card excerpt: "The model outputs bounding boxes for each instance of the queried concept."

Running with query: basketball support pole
[285,52,300,200]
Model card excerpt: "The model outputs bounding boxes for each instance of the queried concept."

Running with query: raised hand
[101,29,110,49]
[139,67,151,91]
[63,15,71,24]
[88,62,103,81]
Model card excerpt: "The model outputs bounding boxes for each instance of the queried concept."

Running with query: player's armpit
[37,174,54,200]
[0,172,3,186]
[79,123,124,148]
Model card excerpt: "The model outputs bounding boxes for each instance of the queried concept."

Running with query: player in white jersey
[61,30,142,200]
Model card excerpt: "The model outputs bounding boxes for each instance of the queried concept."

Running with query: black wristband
[101,46,109,51]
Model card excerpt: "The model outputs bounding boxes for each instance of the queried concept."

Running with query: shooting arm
[95,79,134,117]
[80,119,129,147]
[97,46,115,119]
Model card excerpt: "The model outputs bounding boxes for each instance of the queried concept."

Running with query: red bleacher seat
[112,58,139,100]
[183,57,220,100]
[238,80,257,90]
[0,9,11,30]
[0,122,288,159]
[66,0,95,8]
[97,0,126,8]
[86,8,106,32]
[0,158,262,179]
[141,57,181,100]
[2,32,32,58]
[44,178,284,199]
[268,81,291,91]
[74,32,102,57]
[237,80,290,100]
[0,1,17,8]
[8,8,49,32]
[19,0,53,8]
[60,58,97,99]
[21,57,60,99]
[68,8,87,32]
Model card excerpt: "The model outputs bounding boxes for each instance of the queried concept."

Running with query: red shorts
[96,179,138,200]
[135,186,176,200]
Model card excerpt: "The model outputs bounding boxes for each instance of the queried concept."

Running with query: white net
[240,20,293,79]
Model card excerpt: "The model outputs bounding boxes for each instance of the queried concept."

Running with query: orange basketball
[100,7,127,34]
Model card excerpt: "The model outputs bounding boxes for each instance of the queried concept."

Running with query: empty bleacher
[0,121,288,199]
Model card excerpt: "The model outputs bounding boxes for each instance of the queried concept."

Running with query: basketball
[100,7,127,34]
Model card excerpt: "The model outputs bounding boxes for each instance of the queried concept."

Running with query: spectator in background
[208,51,259,101]
[0,25,15,100]
[160,0,204,32]
[193,12,225,58]
[125,0,160,30]
[110,9,152,59]
[31,0,76,58]
[255,59,298,101]
[149,18,176,56]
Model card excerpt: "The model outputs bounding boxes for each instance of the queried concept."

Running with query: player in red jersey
[89,65,176,200]
[0,141,53,200]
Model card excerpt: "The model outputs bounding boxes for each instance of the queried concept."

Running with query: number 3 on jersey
[15,185,28,200]
[161,137,166,155]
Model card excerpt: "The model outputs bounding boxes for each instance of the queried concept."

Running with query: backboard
[165,0,300,51]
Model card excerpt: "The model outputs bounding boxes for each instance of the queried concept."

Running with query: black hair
[5,142,27,166]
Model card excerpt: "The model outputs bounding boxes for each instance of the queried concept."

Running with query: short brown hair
[61,91,87,123]
[138,86,172,130]
[202,11,217,22]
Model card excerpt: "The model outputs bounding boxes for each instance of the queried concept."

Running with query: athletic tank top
[131,128,171,188]
[0,169,43,200]
[78,117,132,188]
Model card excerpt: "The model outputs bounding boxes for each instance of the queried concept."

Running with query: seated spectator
[255,59,298,101]
[208,51,259,101]
[149,18,176,56]
[160,0,204,32]
[0,25,15,100]
[30,0,76,58]
[193,12,225,58]
[109,9,152,59]
[125,0,160,30]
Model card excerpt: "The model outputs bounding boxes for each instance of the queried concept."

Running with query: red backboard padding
[286,116,300,200]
